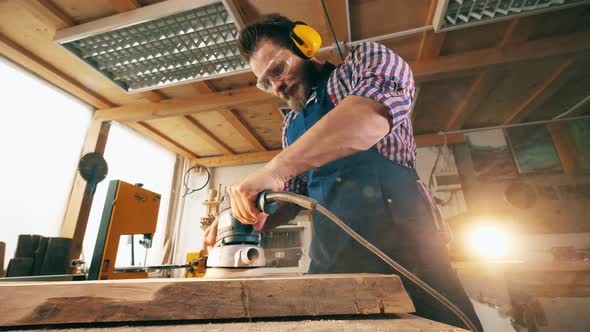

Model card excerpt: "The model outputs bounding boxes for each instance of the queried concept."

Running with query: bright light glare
[468,224,510,259]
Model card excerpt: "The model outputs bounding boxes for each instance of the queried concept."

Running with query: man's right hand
[203,216,218,252]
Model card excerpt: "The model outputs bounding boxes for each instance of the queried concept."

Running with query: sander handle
[256,190,280,215]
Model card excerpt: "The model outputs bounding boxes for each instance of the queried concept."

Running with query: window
[0,56,91,269]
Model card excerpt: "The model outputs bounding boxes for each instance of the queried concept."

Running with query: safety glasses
[255,51,294,93]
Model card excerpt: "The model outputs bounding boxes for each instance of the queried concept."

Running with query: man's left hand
[229,166,285,227]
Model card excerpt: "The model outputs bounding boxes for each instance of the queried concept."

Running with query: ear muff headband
[268,21,322,59]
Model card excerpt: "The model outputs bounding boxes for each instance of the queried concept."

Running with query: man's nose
[271,80,286,95]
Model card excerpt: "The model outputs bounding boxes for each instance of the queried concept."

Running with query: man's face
[250,40,314,111]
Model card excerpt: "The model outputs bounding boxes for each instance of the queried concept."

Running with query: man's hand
[229,165,285,227]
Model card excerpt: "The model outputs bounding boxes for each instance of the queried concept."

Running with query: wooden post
[0,241,5,277]
[60,119,111,263]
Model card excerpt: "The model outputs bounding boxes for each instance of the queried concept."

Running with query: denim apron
[285,63,483,331]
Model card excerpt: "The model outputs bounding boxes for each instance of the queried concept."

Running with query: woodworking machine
[88,180,160,280]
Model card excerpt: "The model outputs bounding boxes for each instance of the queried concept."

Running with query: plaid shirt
[283,42,416,195]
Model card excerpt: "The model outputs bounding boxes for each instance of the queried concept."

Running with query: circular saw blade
[78,152,108,183]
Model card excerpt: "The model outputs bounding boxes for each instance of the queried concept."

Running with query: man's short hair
[237,14,294,62]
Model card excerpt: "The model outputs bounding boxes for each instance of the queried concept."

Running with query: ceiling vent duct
[54,0,247,93]
[433,0,590,32]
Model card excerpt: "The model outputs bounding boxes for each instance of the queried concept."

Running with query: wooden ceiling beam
[37,0,76,26]
[220,109,267,152]
[503,60,575,124]
[191,78,268,152]
[192,81,217,94]
[411,31,590,82]
[193,150,281,168]
[109,0,141,12]
[0,34,115,109]
[126,122,198,159]
[95,86,276,121]
[191,133,466,168]
[417,0,446,59]
[445,71,501,131]
[183,116,235,155]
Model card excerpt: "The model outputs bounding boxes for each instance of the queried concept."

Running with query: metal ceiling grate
[55,0,247,93]
[441,0,590,30]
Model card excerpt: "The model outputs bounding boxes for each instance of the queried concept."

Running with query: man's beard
[277,61,319,112]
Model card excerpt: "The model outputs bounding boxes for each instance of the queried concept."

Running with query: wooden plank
[503,60,574,124]
[415,133,466,147]
[0,33,115,109]
[220,109,267,152]
[0,274,415,327]
[193,150,281,168]
[183,116,235,155]
[125,121,198,159]
[10,314,468,331]
[411,31,590,82]
[94,86,276,121]
[60,120,111,262]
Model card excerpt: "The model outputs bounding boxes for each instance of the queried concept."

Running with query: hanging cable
[321,0,345,62]
[183,165,210,197]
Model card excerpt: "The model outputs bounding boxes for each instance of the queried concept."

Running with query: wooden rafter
[183,115,235,155]
[411,31,590,82]
[445,71,502,131]
[0,34,115,109]
[191,133,467,168]
[95,86,276,121]
[108,0,141,13]
[37,0,75,26]
[220,109,267,152]
[193,150,281,168]
[444,18,567,130]
[126,122,198,159]
[503,60,574,124]
[417,0,446,59]
[192,81,217,94]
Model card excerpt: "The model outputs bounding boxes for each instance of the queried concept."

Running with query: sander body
[206,194,266,271]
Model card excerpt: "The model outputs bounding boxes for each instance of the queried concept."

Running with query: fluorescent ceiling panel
[440,0,590,30]
[55,0,247,93]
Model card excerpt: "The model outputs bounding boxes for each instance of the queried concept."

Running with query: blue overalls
[285,63,483,331]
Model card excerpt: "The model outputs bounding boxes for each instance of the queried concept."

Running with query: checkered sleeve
[281,111,308,195]
[347,42,415,130]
